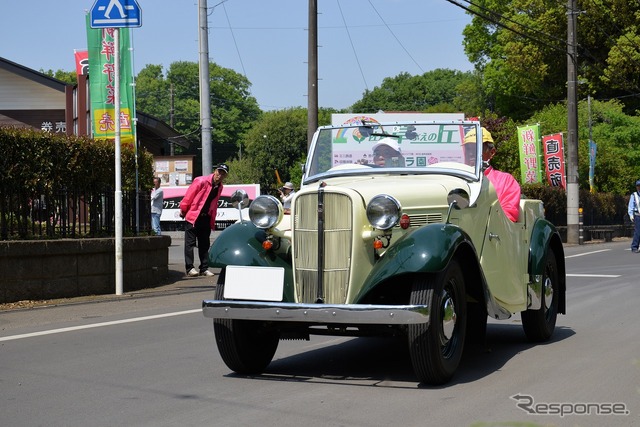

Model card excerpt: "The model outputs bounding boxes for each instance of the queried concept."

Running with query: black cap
[635,179,640,186]
[216,163,229,174]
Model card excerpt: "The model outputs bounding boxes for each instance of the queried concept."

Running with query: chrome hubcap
[441,290,457,341]
[543,277,554,310]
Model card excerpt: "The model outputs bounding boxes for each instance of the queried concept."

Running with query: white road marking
[567,274,620,278]
[0,309,201,342]
[565,249,611,258]
[565,249,621,277]
[0,249,624,343]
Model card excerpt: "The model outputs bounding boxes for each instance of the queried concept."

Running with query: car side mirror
[230,189,249,222]
[446,188,470,223]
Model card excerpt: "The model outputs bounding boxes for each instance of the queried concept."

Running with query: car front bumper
[202,300,430,325]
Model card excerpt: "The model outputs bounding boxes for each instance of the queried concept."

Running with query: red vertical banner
[542,133,566,189]
[74,50,89,76]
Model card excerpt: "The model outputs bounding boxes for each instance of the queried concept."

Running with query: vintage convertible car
[202,120,566,385]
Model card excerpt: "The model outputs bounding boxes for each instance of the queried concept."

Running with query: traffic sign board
[90,0,142,28]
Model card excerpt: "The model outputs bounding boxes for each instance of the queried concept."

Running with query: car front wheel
[212,270,280,374]
[408,259,467,385]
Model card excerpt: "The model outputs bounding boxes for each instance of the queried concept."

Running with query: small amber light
[400,214,410,229]
[373,239,383,250]
[262,240,273,250]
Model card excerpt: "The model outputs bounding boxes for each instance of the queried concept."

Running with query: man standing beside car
[627,179,640,253]
[179,164,228,277]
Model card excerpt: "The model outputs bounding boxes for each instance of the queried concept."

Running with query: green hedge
[0,127,154,192]
[1,127,155,240]
[523,183,628,226]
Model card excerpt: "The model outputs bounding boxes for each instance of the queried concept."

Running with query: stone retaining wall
[0,236,171,303]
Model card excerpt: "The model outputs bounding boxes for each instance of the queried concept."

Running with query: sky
[1,0,473,111]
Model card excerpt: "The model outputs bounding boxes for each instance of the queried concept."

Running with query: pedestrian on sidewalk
[179,164,228,276]
[278,181,296,214]
[627,179,640,253]
[150,177,163,235]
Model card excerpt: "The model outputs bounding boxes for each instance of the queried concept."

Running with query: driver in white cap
[371,138,405,167]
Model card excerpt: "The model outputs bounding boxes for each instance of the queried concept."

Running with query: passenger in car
[464,127,521,222]
[371,138,405,167]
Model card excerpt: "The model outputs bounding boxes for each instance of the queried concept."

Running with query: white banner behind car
[160,184,260,225]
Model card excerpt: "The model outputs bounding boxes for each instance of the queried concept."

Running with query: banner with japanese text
[517,124,542,184]
[86,13,135,143]
[542,133,566,189]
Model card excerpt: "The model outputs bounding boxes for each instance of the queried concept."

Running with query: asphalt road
[1,239,639,426]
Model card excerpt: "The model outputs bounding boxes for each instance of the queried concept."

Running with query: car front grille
[293,192,352,304]
[396,213,442,227]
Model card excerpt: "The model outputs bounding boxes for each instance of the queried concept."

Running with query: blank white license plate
[223,265,284,301]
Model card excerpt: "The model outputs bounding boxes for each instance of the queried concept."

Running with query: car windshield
[304,121,483,184]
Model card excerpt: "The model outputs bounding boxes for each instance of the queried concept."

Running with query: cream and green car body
[203,121,566,385]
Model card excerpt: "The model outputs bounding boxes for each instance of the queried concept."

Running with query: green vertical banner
[517,124,542,184]
[86,14,135,143]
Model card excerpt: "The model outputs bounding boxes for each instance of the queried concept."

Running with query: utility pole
[307,0,318,150]
[170,83,175,156]
[199,0,213,175]
[566,0,580,245]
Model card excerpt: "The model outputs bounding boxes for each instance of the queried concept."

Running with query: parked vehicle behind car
[202,120,566,385]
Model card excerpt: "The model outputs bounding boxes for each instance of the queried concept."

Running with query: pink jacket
[179,174,223,229]
[484,166,521,222]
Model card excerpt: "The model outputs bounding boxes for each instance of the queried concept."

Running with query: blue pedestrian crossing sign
[90,0,142,28]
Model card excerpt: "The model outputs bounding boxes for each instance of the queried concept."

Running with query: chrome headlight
[366,195,401,230]
[248,195,282,229]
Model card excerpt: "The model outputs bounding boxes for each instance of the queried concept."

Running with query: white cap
[372,138,401,153]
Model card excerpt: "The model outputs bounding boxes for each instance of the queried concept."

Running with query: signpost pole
[90,0,142,295]
[114,28,123,295]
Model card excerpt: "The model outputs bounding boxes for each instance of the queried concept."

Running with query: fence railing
[1,187,151,240]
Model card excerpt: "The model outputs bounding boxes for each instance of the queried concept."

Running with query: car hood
[298,174,472,208]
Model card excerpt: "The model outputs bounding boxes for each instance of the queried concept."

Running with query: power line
[446,0,640,103]
[221,2,248,79]
[367,0,424,73]
[444,0,567,54]
[336,0,369,91]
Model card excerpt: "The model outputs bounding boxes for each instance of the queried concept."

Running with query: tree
[349,69,474,113]
[462,1,640,119]
[41,69,77,85]
[238,108,335,194]
[479,114,519,178]
[134,64,170,121]
[135,61,262,172]
[527,99,640,195]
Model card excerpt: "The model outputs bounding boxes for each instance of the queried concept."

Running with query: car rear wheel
[213,270,280,374]
[408,259,467,385]
[521,247,559,342]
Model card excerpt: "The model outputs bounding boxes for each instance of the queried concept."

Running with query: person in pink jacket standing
[179,164,228,277]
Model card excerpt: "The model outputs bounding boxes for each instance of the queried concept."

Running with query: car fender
[208,221,295,301]
[528,218,566,313]
[354,223,473,303]
[529,218,564,273]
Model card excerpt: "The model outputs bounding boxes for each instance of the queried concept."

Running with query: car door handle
[489,232,500,242]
